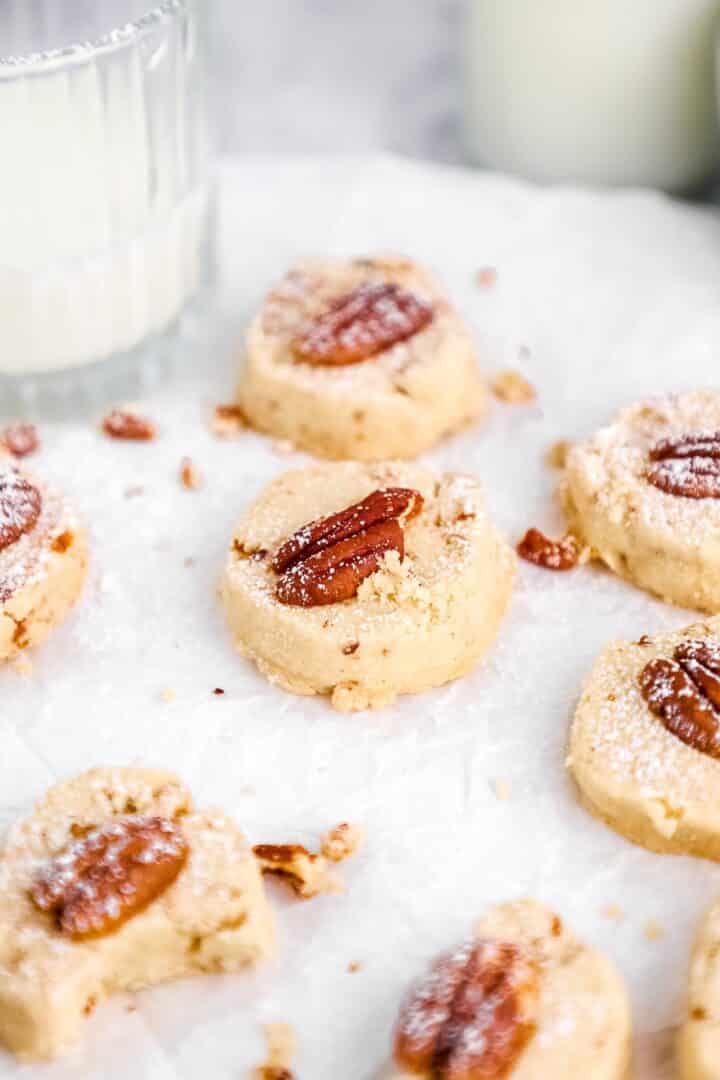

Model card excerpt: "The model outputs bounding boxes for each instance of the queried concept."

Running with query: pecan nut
[1,422,39,458]
[291,282,434,366]
[30,815,188,939]
[647,430,720,498]
[273,487,423,607]
[516,528,580,570]
[639,638,720,757]
[0,468,42,552]
[102,409,156,441]
[393,939,539,1080]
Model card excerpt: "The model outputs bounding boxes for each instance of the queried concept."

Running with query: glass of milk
[464,0,720,192]
[0,0,212,409]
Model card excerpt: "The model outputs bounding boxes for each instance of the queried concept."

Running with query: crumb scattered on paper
[644,919,664,941]
[212,403,249,438]
[253,843,341,899]
[347,961,362,973]
[494,778,511,802]
[320,823,364,862]
[252,1021,296,1079]
[475,266,497,289]
[546,439,572,469]
[491,369,536,404]
[161,688,176,704]
[603,905,623,921]
[180,456,202,490]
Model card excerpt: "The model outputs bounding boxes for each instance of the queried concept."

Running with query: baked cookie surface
[390,899,630,1080]
[220,460,514,711]
[0,767,275,1061]
[679,894,720,1079]
[237,255,486,460]
[562,390,720,611]
[0,457,87,660]
[568,617,720,860]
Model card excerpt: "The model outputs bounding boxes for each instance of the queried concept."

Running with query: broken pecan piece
[30,815,188,940]
[273,487,423,607]
[393,939,539,1079]
[0,469,42,552]
[1,422,39,458]
[640,638,720,757]
[102,409,156,442]
[647,430,720,498]
[292,282,434,366]
[516,528,580,570]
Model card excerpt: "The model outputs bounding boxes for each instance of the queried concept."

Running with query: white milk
[464,0,720,191]
[0,2,209,377]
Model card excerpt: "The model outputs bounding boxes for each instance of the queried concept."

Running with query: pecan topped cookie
[562,390,720,612]
[221,460,514,711]
[236,255,486,461]
[569,617,720,861]
[0,458,87,660]
[390,900,630,1080]
[0,767,275,1060]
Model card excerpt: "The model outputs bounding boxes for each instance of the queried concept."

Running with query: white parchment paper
[3,154,720,1079]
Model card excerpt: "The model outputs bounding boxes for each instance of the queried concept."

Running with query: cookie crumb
[252,1021,296,1080]
[161,688,176,704]
[493,778,511,802]
[475,267,497,289]
[603,905,623,921]
[320,823,364,862]
[347,961,362,973]
[180,457,202,490]
[1,422,39,458]
[213,687,225,696]
[491,370,536,404]
[184,556,196,568]
[212,403,249,438]
[102,408,156,441]
[545,439,571,469]
[644,919,664,941]
[253,843,341,899]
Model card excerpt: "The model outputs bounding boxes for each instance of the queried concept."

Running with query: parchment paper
[4,154,720,1079]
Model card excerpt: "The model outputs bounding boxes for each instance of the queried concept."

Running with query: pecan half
[393,939,539,1079]
[647,430,720,498]
[516,528,580,570]
[0,469,42,552]
[639,638,720,757]
[291,282,434,366]
[273,487,423,607]
[30,815,188,939]
[102,409,156,442]
[1,422,39,458]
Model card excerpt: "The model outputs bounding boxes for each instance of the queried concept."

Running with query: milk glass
[464,0,720,191]
[0,0,212,409]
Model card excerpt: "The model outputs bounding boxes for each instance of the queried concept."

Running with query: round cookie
[562,390,720,612]
[0,457,87,661]
[0,767,275,1061]
[237,255,486,460]
[220,460,514,711]
[390,899,631,1080]
[568,617,720,860]
[679,895,720,1079]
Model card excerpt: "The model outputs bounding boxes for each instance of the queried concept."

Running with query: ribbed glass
[0,0,212,408]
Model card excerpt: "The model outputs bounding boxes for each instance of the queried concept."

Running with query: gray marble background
[208,0,464,162]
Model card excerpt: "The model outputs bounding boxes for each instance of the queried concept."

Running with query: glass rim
[0,0,186,73]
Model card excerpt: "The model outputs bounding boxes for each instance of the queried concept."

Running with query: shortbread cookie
[237,255,486,460]
[568,617,720,860]
[220,461,514,711]
[390,899,630,1079]
[562,390,720,611]
[679,894,720,1078]
[0,767,275,1060]
[0,457,87,660]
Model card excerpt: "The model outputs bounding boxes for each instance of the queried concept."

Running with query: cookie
[562,390,720,612]
[679,894,720,1078]
[568,617,720,860]
[0,457,87,660]
[390,899,630,1079]
[237,255,486,460]
[220,460,514,711]
[0,767,275,1061]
